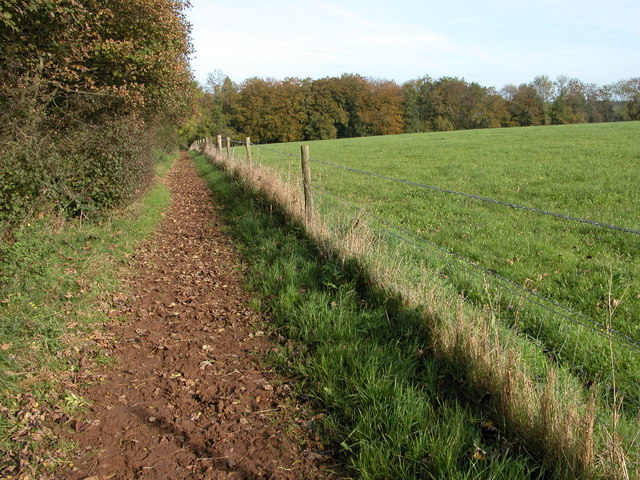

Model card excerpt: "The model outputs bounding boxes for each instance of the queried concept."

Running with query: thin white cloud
[187,0,640,88]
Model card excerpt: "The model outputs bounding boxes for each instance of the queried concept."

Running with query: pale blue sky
[187,0,639,89]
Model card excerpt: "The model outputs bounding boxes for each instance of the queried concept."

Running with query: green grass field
[230,122,640,408]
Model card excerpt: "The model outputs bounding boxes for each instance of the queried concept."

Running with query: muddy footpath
[63,154,337,479]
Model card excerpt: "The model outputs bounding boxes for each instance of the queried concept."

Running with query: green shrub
[0,90,154,224]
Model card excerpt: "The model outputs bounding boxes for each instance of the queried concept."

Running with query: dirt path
[65,154,334,479]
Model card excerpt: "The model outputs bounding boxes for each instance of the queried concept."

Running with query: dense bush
[0,87,154,223]
[0,0,193,225]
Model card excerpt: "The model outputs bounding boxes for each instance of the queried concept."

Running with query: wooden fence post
[300,145,313,224]
[226,137,231,160]
[216,135,222,153]
[245,137,252,167]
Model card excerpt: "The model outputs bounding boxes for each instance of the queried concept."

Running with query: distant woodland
[182,72,640,144]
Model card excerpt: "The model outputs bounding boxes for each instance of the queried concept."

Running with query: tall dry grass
[192,139,635,479]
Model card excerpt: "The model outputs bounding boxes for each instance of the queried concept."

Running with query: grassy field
[229,123,640,407]
[197,121,640,477]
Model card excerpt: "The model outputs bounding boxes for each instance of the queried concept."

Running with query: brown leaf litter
[59,153,337,479]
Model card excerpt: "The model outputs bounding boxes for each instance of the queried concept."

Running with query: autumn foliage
[184,72,640,145]
[183,73,407,144]
[0,0,193,223]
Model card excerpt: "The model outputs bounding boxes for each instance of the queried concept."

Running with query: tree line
[0,0,193,224]
[182,72,640,144]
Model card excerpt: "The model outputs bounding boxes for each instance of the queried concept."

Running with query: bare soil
[64,154,335,479]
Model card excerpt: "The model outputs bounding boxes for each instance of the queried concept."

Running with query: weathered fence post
[245,137,252,167]
[226,137,231,160]
[216,134,222,154]
[300,145,313,224]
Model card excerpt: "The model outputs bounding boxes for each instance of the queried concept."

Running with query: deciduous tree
[303,78,349,140]
[0,0,194,221]
[614,77,640,120]
[360,79,404,136]
[506,84,545,126]
[234,78,306,143]
[532,75,554,125]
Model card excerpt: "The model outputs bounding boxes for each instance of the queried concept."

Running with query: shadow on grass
[192,152,549,480]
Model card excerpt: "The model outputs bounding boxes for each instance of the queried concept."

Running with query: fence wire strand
[314,184,640,353]
[306,156,640,236]
[251,143,300,158]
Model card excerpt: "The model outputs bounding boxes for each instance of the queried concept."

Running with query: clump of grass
[193,142,637,478]
[0,150,174,478]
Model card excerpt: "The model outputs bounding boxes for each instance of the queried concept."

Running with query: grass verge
[192,151,551,479]
[0,150,175,478]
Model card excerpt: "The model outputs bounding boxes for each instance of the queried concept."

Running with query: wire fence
[203,136,640,355]
[249,142,637,229]
[314,184,640,353]
[250,143,640,236]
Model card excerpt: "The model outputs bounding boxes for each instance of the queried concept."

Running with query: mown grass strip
[192,151,549,480]
[0,151,175,477]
